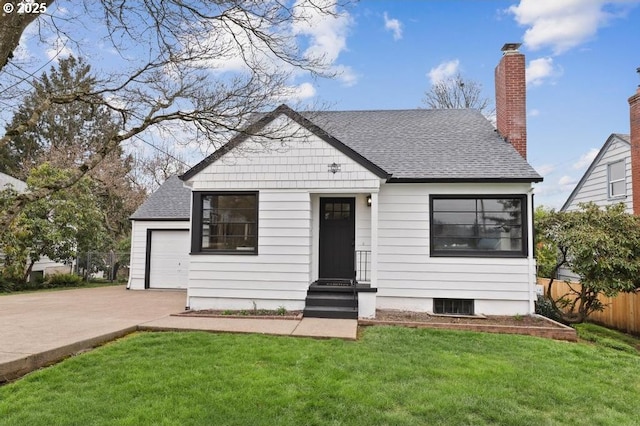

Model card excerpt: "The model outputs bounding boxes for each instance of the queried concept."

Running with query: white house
[128,44,543,318]
[563,72,640,214]
[561,133,632,213]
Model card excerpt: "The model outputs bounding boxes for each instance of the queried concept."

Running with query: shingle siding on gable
[564,136,632,212]
[188,128,382,191]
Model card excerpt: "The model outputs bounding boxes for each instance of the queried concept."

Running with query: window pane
[431,197,524,254]
[610,161,625,181]
[201,194,257,251]
[611,181,625,197]
[432,198,476,212]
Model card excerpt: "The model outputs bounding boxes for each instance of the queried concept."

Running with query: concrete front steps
[303,281,358,319]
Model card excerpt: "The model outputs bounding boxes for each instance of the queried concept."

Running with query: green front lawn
[1,327,639,425]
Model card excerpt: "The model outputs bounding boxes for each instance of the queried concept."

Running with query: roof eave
[387,177,543,184]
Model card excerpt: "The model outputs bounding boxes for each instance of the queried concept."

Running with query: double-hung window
[430,195,527,257]
[191,192,258,254]
[607,160,626,198]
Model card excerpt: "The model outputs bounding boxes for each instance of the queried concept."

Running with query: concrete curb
[0,326,138,383]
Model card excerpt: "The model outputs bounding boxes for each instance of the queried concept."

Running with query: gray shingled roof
[307,108,541,181]
[130,175,191,220]
[183,105,542,183]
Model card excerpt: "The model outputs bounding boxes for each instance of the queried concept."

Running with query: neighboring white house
[561,133,632,213]
[0,171,71,280]
[128,44,543,318]
[559,81,640,282]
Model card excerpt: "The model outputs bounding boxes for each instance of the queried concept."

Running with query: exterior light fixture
[328,162,341,174]
[366,194,372,207]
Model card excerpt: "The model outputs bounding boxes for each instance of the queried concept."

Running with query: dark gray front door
[319,198,355,279]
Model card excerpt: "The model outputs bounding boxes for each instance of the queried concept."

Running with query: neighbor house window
[608,160,626,198]
[430,195,527,257]
[191,192,258,254]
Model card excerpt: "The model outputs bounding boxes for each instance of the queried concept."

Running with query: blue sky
[6,0,640,208]
[294,0,640,208]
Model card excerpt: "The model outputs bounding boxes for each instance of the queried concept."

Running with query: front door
[319,197,355,279]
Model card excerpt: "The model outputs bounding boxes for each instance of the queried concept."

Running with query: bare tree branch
[0,1,349,228]
[423,73,493,117]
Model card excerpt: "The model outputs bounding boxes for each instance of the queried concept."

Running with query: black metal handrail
[355,250,371,283]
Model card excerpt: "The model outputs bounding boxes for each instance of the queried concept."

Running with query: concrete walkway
[0,286,357,382]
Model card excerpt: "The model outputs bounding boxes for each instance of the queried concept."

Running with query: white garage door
[148,230,190,289]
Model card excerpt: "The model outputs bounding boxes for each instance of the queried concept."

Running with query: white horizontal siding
[127,220,190,290]
[566,139,633,212]
[375,183,534,314]
[187,190,312,309]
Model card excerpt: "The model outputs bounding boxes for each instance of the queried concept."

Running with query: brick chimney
[630,69,640,214]
[495,43,527,159]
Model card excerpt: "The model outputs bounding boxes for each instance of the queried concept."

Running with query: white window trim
[607,160,626,199]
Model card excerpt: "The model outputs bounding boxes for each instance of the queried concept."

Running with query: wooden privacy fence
[537,278,640,335]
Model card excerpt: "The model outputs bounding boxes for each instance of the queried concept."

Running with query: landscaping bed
[360,310,577,341]
[176,309,303,320]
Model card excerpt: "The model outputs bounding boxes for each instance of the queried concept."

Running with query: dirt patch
[177,309,303,320]
[374,310,560,327]
[361,310,577,342]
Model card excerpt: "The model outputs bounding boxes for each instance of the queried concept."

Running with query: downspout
[527,187,536,313]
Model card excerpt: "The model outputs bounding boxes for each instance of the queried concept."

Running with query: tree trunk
[23,258,35,285]
[0,1,55,72]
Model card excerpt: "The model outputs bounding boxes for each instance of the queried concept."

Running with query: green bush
[534,295,565,324]
[0,275,17,293]
[44,273,85,288]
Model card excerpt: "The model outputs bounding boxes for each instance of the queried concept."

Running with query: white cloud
[292,0,352,65]
[333,64,358,87]
[197,1,352,76]
[508,0,638,54]
[573,148,599,169]
[45,35,73,61]
[273,82,317,103]
[383,12,403,40]
[528,108,540,117]
[558,175,578,186]
[526,57,562,86]
[535,164,555,176]
[427,59,460,85]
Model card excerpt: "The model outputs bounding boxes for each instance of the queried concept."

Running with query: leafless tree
[423,73,493,116]
[0,0,347,228]
[129,141,191,193]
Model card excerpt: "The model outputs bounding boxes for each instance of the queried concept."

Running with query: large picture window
[192,192,258,254]
[430,195,527,257]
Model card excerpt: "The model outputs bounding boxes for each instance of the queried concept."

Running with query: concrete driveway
[0,285,186,382]
[0,285,358,382]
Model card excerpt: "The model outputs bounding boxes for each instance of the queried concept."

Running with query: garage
[146,229,190,289]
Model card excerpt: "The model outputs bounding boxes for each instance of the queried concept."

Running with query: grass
[1,327,640,425]
[575,322,640,354]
